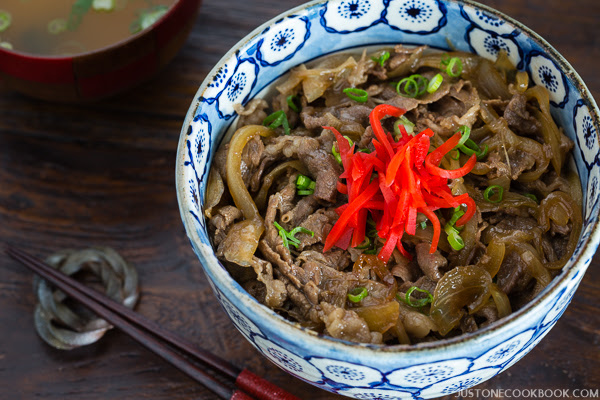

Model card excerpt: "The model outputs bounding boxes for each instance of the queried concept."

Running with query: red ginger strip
[324,105,477,262]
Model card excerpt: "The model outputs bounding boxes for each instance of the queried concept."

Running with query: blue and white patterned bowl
[176,1,600,398]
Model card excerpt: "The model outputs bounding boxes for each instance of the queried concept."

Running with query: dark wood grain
[0,1,598,399]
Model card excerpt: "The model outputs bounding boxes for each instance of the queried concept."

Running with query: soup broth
[0,0,175,56]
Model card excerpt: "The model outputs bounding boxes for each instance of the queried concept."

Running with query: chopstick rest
[33,247,139,350]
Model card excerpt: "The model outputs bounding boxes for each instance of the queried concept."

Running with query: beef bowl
[176,0,600,398]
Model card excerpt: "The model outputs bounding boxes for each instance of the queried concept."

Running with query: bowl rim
[176,0,600,356]
[0,0,190,60]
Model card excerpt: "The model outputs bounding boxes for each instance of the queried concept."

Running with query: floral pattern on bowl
[176,1,600,398]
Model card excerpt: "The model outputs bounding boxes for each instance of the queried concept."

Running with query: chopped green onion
[448,207,465,226]
[524,193,538,203]
[420,220,428,229]
[440,53,451,67]
[343,87,369,103]
[363,248,378,255]
[263,110,291,135]
[456,126,471,148]
[48,18,68,34]
[287,95,301,113]
[371,51,390,67]
[348,287,369,303]
[410,74,429,96]
[397,77,419,98]
[457,135,488,160]
[92,0,115,11]
[394,115,415,136]
[484,185,504,203]
[447,229,465,250]
[398,287,434,308]
[296,174,313,190]
[0,41,12,50]
[0,10,11,32]
[296,177,316,196]
[446,57,463,77]
[354,237,371,250]
[427,73,443,93]
[332,136,353,164]
[273,221,314,249]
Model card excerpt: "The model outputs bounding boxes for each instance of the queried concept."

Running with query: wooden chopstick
[5,245,299,400]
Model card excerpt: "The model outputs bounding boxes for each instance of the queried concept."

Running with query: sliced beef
[415,242,448,282]
[318,302,382,344]
[503,93,540,135]
[208,205,242,245]
[263,135,342,203]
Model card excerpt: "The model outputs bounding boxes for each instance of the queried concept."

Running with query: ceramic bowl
[176,0,600,398]
[0,0,201,102]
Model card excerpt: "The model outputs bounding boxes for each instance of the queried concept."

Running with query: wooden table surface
[0,0,598,399]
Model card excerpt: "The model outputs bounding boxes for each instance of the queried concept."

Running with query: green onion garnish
[446,228,465,250]
[427,73,443,93]
[399,287,434,308]
[0,10,11,32]
[446,57,463,77]
[440,53,451,67]
[348,287,369,303]
[0,41,12,50]
[397,75,429,98]
[456,125,471,147]
[394,115,415,136]
[484,185,504,203]
[371,51,390,67]
[397,77,419,98]
[332,136,353,164]
[448,207,465,227]
[420,220,428,229]
[92,0,115,11]
[287,95,301,113]
[263,110,291,135]
[273,221,314,249]
[524,193,538,203]
[343,87,369,103]
[354,236,372,250]
[296,174,315,195]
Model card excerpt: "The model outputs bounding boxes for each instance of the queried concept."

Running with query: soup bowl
[176,0,600,398]
[0,0,201,102]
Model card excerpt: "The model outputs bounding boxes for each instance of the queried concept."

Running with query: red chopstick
[5,245,300,400]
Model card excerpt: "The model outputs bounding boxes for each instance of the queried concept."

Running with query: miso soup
[0,0,176,56]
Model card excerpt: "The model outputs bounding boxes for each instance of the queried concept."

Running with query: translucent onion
[515,71,529,93]
[510,242,552,292]
[225,125,274,266]
[489,283,512,318]
[430,266,492,336]
[204,169,224,218]
[354,301,399,333]
[476,240,506,278]
[537,191,583,269]
[525,86,564,173]
[254,160,309,211]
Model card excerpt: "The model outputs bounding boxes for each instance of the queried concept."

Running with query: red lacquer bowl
[0,0,201,102]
